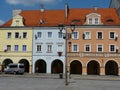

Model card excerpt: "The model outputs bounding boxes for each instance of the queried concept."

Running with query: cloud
[6,0,62,6]
[0,20,4,25]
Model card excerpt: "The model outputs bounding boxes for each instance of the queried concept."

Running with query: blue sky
[0,0,111,25]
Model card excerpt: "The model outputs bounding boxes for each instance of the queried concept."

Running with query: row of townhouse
[1,5,120,75]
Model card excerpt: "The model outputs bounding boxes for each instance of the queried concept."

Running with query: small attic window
[15,20,20,26]
[106,19,114,22]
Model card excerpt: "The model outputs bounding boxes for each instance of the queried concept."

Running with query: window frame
[84,31,91,39]
[97,44,103,52]
[72,44,79,52]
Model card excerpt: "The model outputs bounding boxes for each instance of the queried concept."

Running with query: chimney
[94,6,98,12]
[13,9,22,17]
[65,3,69,18]
[40,4,45,12]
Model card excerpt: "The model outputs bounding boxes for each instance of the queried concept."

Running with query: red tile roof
[2,8,120,27]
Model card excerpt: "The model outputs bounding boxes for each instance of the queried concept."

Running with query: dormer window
[89,18,92,24]
[16,20,19,26]
[95,18,99,24]
[85,13,103,25]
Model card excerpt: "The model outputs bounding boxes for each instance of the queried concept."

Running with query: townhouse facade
[0,9,33,73]
[32,27,65,73]
[1,6,120,76]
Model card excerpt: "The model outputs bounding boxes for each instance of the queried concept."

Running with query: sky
[0,0,111,25]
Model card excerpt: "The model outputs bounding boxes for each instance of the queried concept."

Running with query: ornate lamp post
[58,23,75,85]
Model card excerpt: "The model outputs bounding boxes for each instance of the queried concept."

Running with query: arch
[70,60,82,74]
[19,59,29,73]
[51,59,63,74]
[87,60,100,75]
[105,60,118,75]
[35,59,46,73]
[2,59,13,71]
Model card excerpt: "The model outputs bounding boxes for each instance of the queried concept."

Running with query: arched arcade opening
[70,60,82,74]
[35,60,46,73]
[51,60,63,74]
[19,59,29,73]
[2,59,13,71]
[87,60,100,75]
[105,60,118,75]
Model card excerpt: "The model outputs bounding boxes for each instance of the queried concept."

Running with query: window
[14,45,19,51]
[109,32,115,39]
[37,32,42,38]
[58,32,62,38]
[48,32,52,38]
[7,32,12,38]
[57,45,63,51]
[7,45,11,51]
[95,18,99,24]
[85,44,91,52]
[22,45,27,52]
[47,45,52,52]
[23,32,27,38]
[89,18,92,24]
[84,32,91,39]
[97,45,103,52]
[15,20,19,26]
[73,44,78,52]
[97,32,103,39]
[73,32,78,39]
[109,45,116,52]
[37,45,42,52]
[15,32,19,38]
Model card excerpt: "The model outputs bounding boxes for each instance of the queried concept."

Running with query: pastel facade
[32,27,65,73]
[0,27,33,73]
[1,6,120,76]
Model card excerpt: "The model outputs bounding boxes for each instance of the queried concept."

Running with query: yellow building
[0,9,33,73]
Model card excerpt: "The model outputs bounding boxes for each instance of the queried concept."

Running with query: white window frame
[57,44,63,52]
[47,44,52,53]
[109,31,116,39]
[72,31,79,39]
[109,44,116,52]
[37,32,42,39]
[84,31,91,39]
[36,44,42,52]
[72,44,79,52]
[47,32,52,39]
[88,18,92,24]
[58,32,62,38]
[84,44,91,52]
[95,18,99,24]
[97,31,103,39]
[97,44,103,52]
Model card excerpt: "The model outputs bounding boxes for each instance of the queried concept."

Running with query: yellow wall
[0,27,33,65]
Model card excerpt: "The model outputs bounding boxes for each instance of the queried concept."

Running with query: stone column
[118,67,120,76]
[29,65,32,74]
[82,66,87,75]
[100,67,105,75]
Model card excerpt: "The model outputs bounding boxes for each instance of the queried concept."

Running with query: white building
[32,27,65,73]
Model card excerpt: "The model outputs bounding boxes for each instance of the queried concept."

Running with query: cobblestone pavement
[0,74,120,90]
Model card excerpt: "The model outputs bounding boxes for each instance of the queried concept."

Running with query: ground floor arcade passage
[34,59,119,75]
[2,59,30,73]
[2,59,119,75]
[70,60,119,75]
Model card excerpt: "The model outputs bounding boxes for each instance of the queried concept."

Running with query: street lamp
[58,23,75,85]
